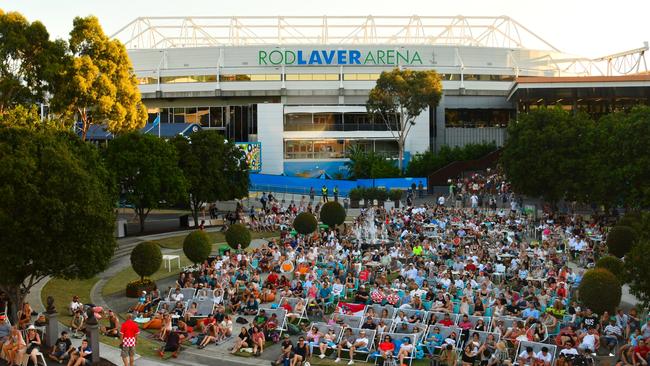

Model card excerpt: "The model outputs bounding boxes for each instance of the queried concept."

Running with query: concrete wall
[257,103,284,174]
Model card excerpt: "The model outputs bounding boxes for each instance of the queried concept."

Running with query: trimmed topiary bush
[183,230,211,264]
[596,255,625,280]
[130,241,162,280]
[126,279,156,298]
[293,212,318,235]
[578,268,622,315]
[606,225,637,258]
[320,201,346,227]
[225,223,252,250]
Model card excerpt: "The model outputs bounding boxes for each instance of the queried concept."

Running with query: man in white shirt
[437,195,445,207]
[470,194,479,208]
[518,346,535,366]
[170,288,184,302]
[602,318,622,356]
[578,328,598,353]
[535,346,553,366]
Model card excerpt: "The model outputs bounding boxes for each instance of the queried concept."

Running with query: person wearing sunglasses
[377,335,395,366]
[291,337,310,366]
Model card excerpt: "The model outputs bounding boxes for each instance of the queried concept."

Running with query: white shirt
[355,337,369,348]
[535,351,552,364]
[171,292,184,302]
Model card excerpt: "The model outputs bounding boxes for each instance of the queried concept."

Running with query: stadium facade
[113,16,650,177]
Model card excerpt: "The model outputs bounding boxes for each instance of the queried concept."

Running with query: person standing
[333,185,339,202]
[309,187,315,202]
[417,181,424,198]
[120,314,140,366]
[260,192,268,211]
[321,185,329,202]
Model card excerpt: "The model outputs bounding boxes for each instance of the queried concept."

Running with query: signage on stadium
[258,49,423,66]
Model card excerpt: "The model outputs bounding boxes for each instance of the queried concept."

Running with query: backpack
[236,316,248,324]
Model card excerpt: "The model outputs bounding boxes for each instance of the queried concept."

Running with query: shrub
[183,230,211,264]
[606,225,637,258]
[578,268,622,315]
[595,255,624,280]
[376,188,388,202]
[320,201,346,227]
[293,212,318,235]
[130,241,162,280]
[225,223,252,250]
[389,189,403,201]
[126,279,156,298]
[349,188,364,201]
[362,187,376,202]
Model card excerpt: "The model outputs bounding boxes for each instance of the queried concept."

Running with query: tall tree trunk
[136,207,146,233]
[191,199,201,228]
[5,285,25,326]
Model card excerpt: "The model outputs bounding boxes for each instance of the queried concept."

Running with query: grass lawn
[41,278,163,359]
[155,230,280,249]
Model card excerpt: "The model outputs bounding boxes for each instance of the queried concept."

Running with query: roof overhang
[507,75,650,101]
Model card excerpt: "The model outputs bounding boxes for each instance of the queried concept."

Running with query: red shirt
[379,341,395,352]
[440,319,454,327]
[120,319,140,346]
[359,270,370,282]
[281,303,293,312]
[267,273,279,286]
[635,345,650,359]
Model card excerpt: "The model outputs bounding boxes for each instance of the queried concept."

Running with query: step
[169,348,272,366]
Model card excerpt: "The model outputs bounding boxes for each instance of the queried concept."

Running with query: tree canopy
[0,9,68,114]
[344,145,400,179]
[501,108,594,204]
[51,16,147,139]
[367,68,442,171]
[105,132,187,232]
[171,130,249,227]
[0,127,116,322]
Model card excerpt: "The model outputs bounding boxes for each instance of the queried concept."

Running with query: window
[197,107,210,127]
[285,139,398,159]
[184,107,198,123]
[137,77,157,85]
[285,73,339,81]
[220,74,281,82]
[210,107,224,128]
[343,73,380,81]
[172,108,185,123]
[160,75,217,83]
[160,108,170,123]
[445,109,514,128]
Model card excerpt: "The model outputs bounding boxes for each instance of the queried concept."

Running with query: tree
[501,108,594,204]
[595,255,624,281]
[130,241,162,280]
[320,201,346,227]
[51,16,147,140]
[367,68,442,171]
[225,223,252,250]
[105,133,187,232]
[293,212,318,235]
[171,130,249,228]
[183,231,211,264]
[344,145,400,179]
[406,142,497,177]
[606,225,637,258]
[0,10,68,113]
[625,239,650,308]
[578,268,622,315]
[0,127,116,323]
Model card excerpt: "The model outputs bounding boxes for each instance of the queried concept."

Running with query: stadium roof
[111,15,560,50]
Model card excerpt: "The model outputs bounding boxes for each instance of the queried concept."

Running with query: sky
[3,0,649,58]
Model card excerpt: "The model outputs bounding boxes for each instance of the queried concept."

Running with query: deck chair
[390,321,427,335]
[337,328,377,362]
[331,313,364,328]
[514,340,557,366]
[429,311,459,326]
[309,322,344,356]
[374,331,421,366]
[365,304,395,319]
[257,307,288,335]
[278,297,308,323]
[393,308,430,324]
[363,316,394,333]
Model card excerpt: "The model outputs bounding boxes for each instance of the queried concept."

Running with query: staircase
[110,237,142,264]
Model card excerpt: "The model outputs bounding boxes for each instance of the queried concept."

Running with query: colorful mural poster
[235,142,262,173]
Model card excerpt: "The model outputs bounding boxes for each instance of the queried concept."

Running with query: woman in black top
[230,327,249,354]
[291,337,309,366]
[461,344,477,366]
[25,327,41,366]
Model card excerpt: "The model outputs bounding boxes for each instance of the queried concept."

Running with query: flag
[151,114,160,128]
[337,302,366,317]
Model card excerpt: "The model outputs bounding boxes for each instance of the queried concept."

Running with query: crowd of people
[2,185,649,366]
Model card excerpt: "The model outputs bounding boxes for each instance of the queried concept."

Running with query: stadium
[111,15,650,178]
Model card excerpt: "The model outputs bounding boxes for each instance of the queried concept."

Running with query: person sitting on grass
[157,313,172,341]
[158,330,180,359]
[197,322,218,349]
[70,309,85,338]
[67,339,92,366]
[242,295,259,316]
[49,331,73,364]
[253,309,268,328]
[272,334,293,366]
[250,325,265,356]
[100,310,120,337]
[230,327,249,354]
[291,336,310,366]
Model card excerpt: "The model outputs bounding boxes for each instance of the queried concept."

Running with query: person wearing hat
[397,337,414,366]
[24,325,42,366]
[318,327,338,359]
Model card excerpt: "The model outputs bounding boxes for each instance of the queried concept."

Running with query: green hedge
[606,225,637,258]
[183,230,211,264]
[578,268,622,315]
[294,212,318,235]
[320,201,346,227]
[225,223,252,250]
[595,255,624,280]
[130,241,162,280]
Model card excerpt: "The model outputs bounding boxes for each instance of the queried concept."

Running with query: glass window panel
[160,108,170,123]
[173,108,185,123]
[184,107,198,123]
[197,107,210,127]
